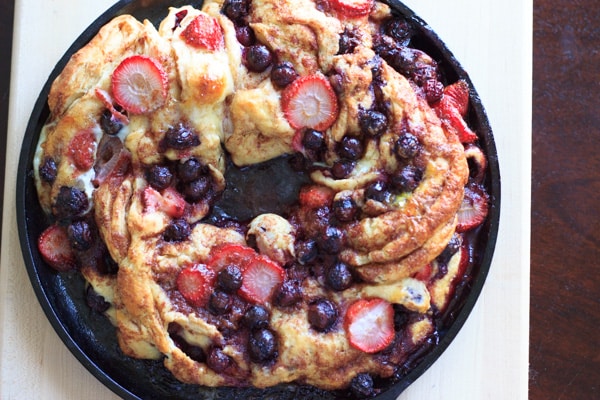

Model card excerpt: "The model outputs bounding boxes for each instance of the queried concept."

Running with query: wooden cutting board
[0,0,531,398]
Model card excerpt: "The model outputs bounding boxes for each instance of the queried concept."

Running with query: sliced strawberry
[298,185,334,209]
[456,183,490,232]
[142,186,187,218]
[434,80,478,143]
[38,224,77,272]
[69,130,96,171]
[161,187,187,218]
[330,0,373,17]
[206,243,257,273]
[344,298,395,353]
[281,74,339,131]
[443,80,470,116]
[413,263,433,283]
[111,55,168,114]
[181,13,224,51]
[176,263,215,307]
[238,255,285,304]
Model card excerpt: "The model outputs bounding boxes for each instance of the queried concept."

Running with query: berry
[281,74,339,131]
[238,255,285,304]
[318,226,344,254]
[177,158,206,183]
[235,26,255,46]
[182,176,212,202]
[39,157,57,184]
[207,243,257,273]
[270,62,298,88]
[331,160,355,179]
[53,186,89,220]
[358,109,388,137]
[308,299,338,332]
[330,0,373,17]
[390,165,423,192]
[181,13,224,51]
[111,55,168,114]
[275,279,302,307]
[142,186,186,218]
[395,132,421,159]
[350,373,376,397]
[100,108,124,136]
[298,185,334,209]
[208,290,232,315]
[85,285,111,313]
[338,26,361,54]
[146,165,172,191]
[423,78,444,104]
[222,0,249,23]
[326,261,354,291]
[69,130,96,171]
[207,347,232,372]
[333,196,359,222]
[67,220,93,251]
[38,224,77,272]
[294,239,318,265]
[364,180,388,203]
[249,328,278,363]
[163,218,191,242]
[217,265,244,293]
[383,18,412,46]
[301,128,326,152]
[456,183,490,232]
[344,298,394,353]
[176,264,215,307]
[163,123,200,150]
[243,305,271,330]
[433,80,478,143]
[337,136,364,160]
[244,44,273,72]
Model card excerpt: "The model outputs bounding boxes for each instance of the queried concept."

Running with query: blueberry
[248,328,278,362]
[163,124,200,150]
[146,165,172,190]
[207,347,232,372]
[350,373,375,397]
[39,157,57,184]
[359,109,388,137]
[53,186,89,220]
[295,239,318,265]
[243,305,270,330]
[325,261,353,291]
[217,265,243,293]
[209,290,232,315]
[338,136,364,160]
[100,109,123,136]
[333,196,358,222]
[244,45,273,73]
[270,62,298,88]
[318,226,344,254]
[276,280,302,307]
[395,132,421,159]
[390,165,423,192]
[67,220,93,251]
[163,219,191,242]
[308,298,337,332]
[177,158,206,183]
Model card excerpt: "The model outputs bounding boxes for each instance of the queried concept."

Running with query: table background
[1,0,531,399]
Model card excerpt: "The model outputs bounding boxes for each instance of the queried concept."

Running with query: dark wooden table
[0,0,598,398]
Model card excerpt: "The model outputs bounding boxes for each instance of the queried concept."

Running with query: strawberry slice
[238,255,285,304]
[298,185,334,209]
[111,55,168,114]
[69,130,96,171]
[38,224,77,272]
[413,263,433,283]
[207,243,257,273]
[456,183,490,232]
[142,186,187,218]
[344,298,395,353]
[330,0,373,17]
[281,74,339,131]
[434,79,478,143]
[181,13,224,51]
[176,264,216,307]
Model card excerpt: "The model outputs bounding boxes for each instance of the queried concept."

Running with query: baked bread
[33,0,491,396]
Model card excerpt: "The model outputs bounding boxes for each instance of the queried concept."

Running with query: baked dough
[33,0,485,394]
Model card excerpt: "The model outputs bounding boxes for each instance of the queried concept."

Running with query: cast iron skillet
[16,0,501,398]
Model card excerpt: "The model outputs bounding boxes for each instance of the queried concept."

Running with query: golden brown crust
[34,0,476,392]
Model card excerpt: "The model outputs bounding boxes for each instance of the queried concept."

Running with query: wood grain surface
[531,0,600,398]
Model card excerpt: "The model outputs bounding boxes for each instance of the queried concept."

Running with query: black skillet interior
[16,0,500,398]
